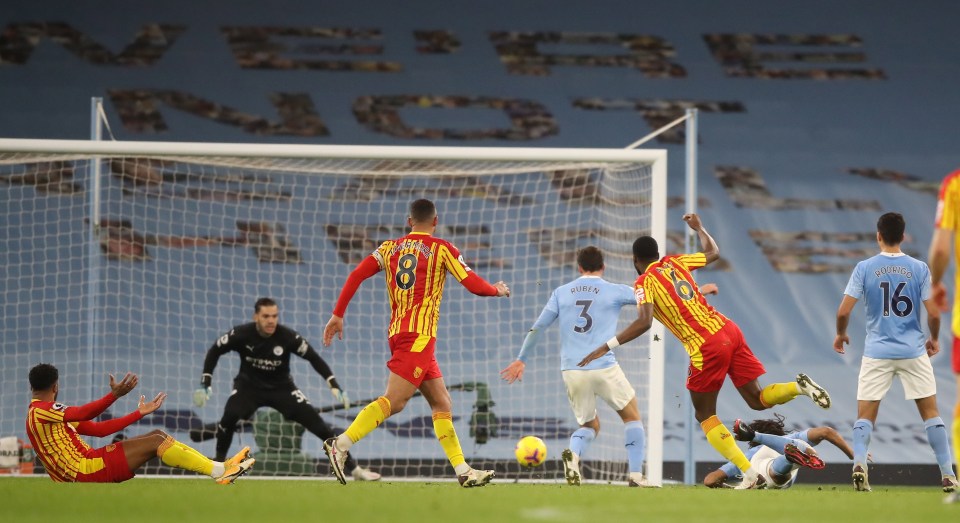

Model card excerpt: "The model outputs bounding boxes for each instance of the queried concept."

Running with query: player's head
[876,212,905,246]
[253,297,279,337]
[576,246,604,273]
[632,236,659,273]
[29,363,59,396]
[746,413,787,446]
[408,198,438,229]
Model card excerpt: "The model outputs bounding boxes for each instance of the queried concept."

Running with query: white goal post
[0,138,666,485]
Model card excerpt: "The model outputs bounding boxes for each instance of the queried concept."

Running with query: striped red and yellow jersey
[634,253,729,368]
[26,399,96,482]
[372,232,474,338]
[935,169,960,335]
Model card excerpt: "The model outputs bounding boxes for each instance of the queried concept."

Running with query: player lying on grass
[703,414,853,489]
[26,363,254,483]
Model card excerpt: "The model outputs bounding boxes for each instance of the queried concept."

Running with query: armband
[605,337,620,350]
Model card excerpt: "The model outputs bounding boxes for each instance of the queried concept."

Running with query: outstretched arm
[76,392,166,437]
[683,213,719,265]
[577,302,654,367]
[324,256,381,345]
[62,373,138,422]
[806,426,854,459]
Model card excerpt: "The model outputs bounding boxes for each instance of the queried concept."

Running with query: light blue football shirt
[843,252,931,359]
[524,275,637,371]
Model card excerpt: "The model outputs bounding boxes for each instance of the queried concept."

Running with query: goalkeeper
[195,297,380,481]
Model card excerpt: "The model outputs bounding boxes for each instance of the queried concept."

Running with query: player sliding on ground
[578,213,832,489]
[704,414,853,489]
[25,363,254,483]
[323,198,510,487]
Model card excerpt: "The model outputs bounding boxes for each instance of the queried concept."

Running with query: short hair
[576,246,604,272]
[877,212,905,245]
[409,199,437,224]
[632,236,659,261]
[254,297,277,313]
[29,363,59,391]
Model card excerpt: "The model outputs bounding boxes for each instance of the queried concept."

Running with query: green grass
[0,477,957,523]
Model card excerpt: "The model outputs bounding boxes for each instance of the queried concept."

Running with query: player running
[26,363,254,483]
[500,246,654,487]
[578,213,831,490]
[322,198,510,487]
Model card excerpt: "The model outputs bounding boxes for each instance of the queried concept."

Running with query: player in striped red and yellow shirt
[578,213,832,489]
[25,363,253,483]
[322,198,510,487]
[928,168,960,502]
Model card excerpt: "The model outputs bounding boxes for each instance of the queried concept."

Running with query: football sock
[759,382,800,407]
[157,435,214,476]
[432,412,468,473]
[340,396,391,451]
[569,427,596,457]
[770,455,795,476]
[852,418,873,466]
[624,421,646,473]
[924,416,954,477]
[702,415,751,472]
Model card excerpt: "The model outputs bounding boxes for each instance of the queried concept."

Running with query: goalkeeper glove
[193,374,212,407]
[327,376,350,409]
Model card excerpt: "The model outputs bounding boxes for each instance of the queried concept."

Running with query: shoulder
[276,325,300,341]
[941,169,960,196]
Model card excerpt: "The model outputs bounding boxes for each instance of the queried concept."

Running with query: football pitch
[1,477,957,523]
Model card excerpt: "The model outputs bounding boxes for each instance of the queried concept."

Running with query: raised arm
[683,213,720,265]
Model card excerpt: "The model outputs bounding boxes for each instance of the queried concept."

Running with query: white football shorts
[561,364,636,425]
[857,354,936,401]
[751,445,798,489]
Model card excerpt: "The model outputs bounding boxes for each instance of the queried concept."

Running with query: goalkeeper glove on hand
[331,388,350,409]
[193,387,211,407]
[194,373,213,407]
[327,376,350,409]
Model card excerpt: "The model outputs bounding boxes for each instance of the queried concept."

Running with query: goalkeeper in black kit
[195,297,380,481]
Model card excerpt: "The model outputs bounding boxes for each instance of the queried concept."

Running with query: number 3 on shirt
[395,253,418,290]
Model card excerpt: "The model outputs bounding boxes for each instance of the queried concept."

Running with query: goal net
[0,139,666,485]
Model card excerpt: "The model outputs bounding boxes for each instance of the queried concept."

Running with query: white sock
[211,462,225,478]
[336,433,354,452]
[454,463,471,475]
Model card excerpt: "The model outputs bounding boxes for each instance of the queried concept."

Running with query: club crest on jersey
[273,346,283,356]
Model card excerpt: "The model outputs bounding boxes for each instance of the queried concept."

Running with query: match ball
[515,436,547,467]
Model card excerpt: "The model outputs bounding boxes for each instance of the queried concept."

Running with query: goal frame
[0,137,667,486]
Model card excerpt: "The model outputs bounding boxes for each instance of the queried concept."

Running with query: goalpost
[0,138,666,485]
